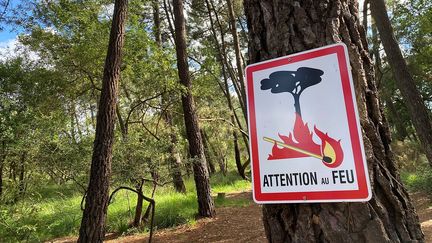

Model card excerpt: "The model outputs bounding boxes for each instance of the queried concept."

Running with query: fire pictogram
[260,67,344,168]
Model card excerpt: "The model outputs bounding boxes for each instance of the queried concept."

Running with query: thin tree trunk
[155,0,186,193]
[169,140,187,193]
[142,178,157,222]
[116,103,127,140]
[78,0,128,241]
[203,130,226,175]
[0,141,5,197]
[233,129,246,179]
[0,161,2,198]
[152,0,161,44]
[362,0,369,32]
[204,0,248,177]
[370,0,432,167]
[131,180,144,227]
[226,0,247,121]
[209,0,247,121]
[385,96,409,140]
[201,129,216,175]
[370,20,408,141]
[172,0,215,218]
[18,151,26,196]
[244,0,424,242]
[371,21,381,85]
[70,102,77,143]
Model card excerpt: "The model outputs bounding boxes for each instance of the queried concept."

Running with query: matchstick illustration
[263,137,332,163]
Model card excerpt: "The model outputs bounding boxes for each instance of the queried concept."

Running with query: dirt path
[51,190,432,243]
[410,192,432,242]
[107,192,266,243]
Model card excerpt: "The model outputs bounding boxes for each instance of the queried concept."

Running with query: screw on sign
[246,43,371,203]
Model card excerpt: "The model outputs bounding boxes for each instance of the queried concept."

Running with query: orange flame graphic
[266,113,344,168]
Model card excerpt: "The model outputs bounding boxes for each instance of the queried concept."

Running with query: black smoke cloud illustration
[260,67,324,116]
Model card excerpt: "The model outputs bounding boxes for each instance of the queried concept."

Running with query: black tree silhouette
[260,67,324,116]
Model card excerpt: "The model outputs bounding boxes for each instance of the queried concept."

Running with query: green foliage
[0,172,251,242]
[373,0,432,143]
[401,166,432,194]
[392,139,427,171]
[0,0,251,241]
[0,183,82,242]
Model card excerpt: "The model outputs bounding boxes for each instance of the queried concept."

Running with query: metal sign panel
[246,43,371,203]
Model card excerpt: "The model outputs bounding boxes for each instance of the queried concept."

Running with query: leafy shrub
[401,166,432,194]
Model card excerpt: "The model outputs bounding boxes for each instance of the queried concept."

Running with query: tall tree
[172,0,215,217]
[203,0,248,179]
[370,0,432,167]
[78,0,128,241]
[226,0,247,120]
[154,0,187,193]
[0,141,5,197]
[244,0,424,242]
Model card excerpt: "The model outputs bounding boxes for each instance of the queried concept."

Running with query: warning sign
[246,43,371,203]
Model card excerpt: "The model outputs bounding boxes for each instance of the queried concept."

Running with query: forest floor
[411,191,432,242]
[51,190,432,243]
[107,191,266,243]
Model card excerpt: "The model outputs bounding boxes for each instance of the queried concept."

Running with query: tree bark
[204,0,248,177]
[226,0,247,121]
[78,0,128,242]
[131,180,144,227]
[385,96,409,140]
[0,141,5,197]
[18,151,26,196]
[172,0,215,217]
[201,129,216,175]
[208,0,248,124]
[203,130,227,175]
[155,0,186,193]
[167,127,187,193]
[233,129,246,179]
[370,0,432,167]
[0,160,2,198]
[244,0,424,242]
[362,0,369,32]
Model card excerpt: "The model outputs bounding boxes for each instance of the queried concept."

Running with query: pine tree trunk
[0,162,2,198]
[233,130,246,179]
[370,0,432,167]
[201,129,216,175]
[18,151,26,196]
[0,141,5,197]
[204,0,241,177]
[226,0,247,120]
[168,133,187,193]
[154,0,186,194]
[385,96,409,140]
[78,0,128,241]
[172,0,215,217]
[132,180,144,227]
[244,0,424,242]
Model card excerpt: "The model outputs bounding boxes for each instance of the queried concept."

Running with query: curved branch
[109,186,155,243]
[125,92,165,125]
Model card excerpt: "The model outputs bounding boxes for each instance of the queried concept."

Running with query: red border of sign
[246,43,371,203]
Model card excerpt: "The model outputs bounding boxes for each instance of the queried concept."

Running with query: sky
[0,0,22,40]
[0,0,23,58]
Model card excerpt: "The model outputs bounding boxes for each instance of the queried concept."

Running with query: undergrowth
[401,165,432,195]
[0,171,251,242]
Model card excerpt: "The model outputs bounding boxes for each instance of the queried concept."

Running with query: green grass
[0,172,251,242]
[401,165,432,194]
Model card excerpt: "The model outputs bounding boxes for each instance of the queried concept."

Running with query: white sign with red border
[246,43,371,203]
